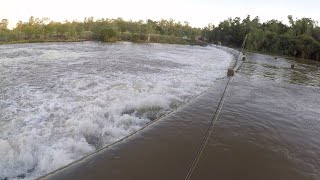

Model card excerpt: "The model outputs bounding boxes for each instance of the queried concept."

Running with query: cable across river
[184,35,248,180]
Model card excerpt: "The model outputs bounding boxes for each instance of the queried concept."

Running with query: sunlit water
[0,42,232,179]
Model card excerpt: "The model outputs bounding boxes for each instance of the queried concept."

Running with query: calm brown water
[43,52,320,180]
[192,53,320,180]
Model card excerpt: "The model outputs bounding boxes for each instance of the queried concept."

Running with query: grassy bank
[0,17,201,46]
[0,39,88,45]
[0,32,195,46]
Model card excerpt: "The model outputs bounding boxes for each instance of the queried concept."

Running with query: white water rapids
[0,42,232,179]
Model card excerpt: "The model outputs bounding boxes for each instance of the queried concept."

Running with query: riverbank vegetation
[202,15,320,61]
[0,17,200,44]
[1,15,320,61]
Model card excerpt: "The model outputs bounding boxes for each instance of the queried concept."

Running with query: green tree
[0,19,9,30]
[99,28,117,42]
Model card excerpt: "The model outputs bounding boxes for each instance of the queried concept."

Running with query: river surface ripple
[0,42,232,179]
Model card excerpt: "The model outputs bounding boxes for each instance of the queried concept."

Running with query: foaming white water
[0,42,232,179]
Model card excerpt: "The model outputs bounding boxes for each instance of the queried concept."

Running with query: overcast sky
[1,0,319,28]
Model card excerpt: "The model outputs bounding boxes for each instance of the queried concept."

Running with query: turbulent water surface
[0,42,232,179]
[41,52,320,180]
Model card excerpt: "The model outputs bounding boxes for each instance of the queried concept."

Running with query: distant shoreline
[0,39,88,45]
[0,34,207,46]
[1,40,316,63]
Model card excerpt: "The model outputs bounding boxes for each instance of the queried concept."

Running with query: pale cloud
[0,0,319,29]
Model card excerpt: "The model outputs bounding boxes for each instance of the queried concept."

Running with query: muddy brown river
[1,42,320,180]
[0,42,232,179]
[42,52,320,180]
